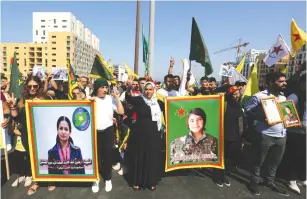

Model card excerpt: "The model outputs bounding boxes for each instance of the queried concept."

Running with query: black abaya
[126,95,164,188]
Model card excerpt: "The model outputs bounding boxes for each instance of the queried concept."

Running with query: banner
[25,100,98,182]
[165,95,224,172]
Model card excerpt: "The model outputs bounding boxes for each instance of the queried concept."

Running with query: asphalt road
[1,168,306,199]
[1,145,306,199]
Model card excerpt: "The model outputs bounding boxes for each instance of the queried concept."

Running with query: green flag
[142,24,150,74]
[90,55,115,83]
[189,17,213,76]
[9,52,25,99]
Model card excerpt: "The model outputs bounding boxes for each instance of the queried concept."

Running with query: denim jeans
[251,133,287,184]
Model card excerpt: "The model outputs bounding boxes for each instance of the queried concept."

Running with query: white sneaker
[117,168,123,176]
[92,180,99,193]
[288,181,300,194]
[105,180,112,192]
[24,176,32,187]
[301,180,307,187]
[112,163,121,171]
[11,176,25,187]
[6,144,12,151]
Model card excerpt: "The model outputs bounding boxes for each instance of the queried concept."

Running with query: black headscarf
[92,78,109,96]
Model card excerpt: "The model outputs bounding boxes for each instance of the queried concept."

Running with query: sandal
[48,185,56,191]
[27,183,39,196]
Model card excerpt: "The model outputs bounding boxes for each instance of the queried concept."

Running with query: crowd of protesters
[1,59,306,197]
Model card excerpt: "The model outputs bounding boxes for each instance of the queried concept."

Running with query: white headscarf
[142,82,162,131]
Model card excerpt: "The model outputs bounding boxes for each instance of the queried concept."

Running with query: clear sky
[1,1,306,81]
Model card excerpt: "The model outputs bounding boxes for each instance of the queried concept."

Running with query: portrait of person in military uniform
[283,105,299,125]
[170,108,218,164]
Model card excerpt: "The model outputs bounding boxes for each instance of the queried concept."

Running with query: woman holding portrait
[7,75,47,195]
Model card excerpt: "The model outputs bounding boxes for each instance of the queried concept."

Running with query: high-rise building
[1,12,101,78]
[236,49,267,79]
[33,12,76,44]
[33,12,100,76]
[257,54,289,88]
[0,43,48,76]
[235,49,289,88]
[287,44,306,78]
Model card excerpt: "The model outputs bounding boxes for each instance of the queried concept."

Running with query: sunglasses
[26,85,39,89]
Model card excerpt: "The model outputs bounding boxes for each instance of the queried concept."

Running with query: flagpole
[148,0,155,76]
[134,0,141,75]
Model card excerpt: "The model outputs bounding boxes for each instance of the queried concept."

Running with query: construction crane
[213,39,249,56]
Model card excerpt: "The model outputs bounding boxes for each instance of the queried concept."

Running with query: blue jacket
[48,142,85,175]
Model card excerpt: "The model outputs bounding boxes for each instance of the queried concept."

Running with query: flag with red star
[263,34,290,67]
[291,18,306,54]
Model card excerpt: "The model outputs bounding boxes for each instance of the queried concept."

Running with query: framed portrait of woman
[165,95,224,172]
[25,100,99,182]
[278,100,301,128]
[260,97,283,125]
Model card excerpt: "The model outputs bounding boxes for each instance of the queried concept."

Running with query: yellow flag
[280,66,288,74]
[291,18,306,53]
[124,63,139,79]
[242,60,259,105]
[155,92,166,125]
[236,56,246,73]
[156,92,165,102]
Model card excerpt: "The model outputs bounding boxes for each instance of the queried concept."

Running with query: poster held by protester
[279,100,301,128]
[51,68,68,81]
[32,66,46,80]
[219,64,234,77]
[25,100,98,182]
[260,97,283,125]
[165,95,224,172]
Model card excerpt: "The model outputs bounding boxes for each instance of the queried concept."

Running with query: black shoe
[214,180,223,187]
[264,183,289,196]
[249,181,260,196]
[224,178,231,187]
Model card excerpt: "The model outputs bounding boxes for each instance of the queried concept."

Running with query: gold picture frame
[260,97,283,125]
[278,100,302,128]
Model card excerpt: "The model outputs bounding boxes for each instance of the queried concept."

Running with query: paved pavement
[1,168,306,199]
[1,145,306,199]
